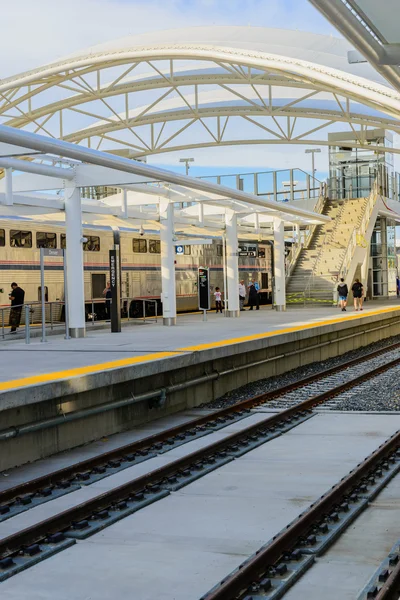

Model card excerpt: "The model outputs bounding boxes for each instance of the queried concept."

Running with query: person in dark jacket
[9,282,25,333]
[337,278,348,312]
[351,279,364,311]
[248,281,259,310]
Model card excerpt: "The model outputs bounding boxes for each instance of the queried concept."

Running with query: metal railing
[86,297,158,324]
[199,167,323,202]
[285,188,328,280]
[0,301,65,342]
[0,297,160,341]
[311,198,348,276]
[338,181,378,283]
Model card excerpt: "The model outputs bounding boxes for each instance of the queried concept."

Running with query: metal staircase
[286,183,379,305]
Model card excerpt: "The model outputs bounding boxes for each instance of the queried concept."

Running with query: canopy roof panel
[0,26,399,158]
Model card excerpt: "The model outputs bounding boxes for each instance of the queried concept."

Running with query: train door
[92,273,106,299]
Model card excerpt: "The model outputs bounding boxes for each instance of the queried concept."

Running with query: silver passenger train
[0,218,272,320]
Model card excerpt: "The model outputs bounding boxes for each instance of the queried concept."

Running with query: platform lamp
[305,148,321,198]
[179,157,195,176]
[305,148,321,178]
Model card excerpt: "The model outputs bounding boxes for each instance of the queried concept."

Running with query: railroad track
[2,340,400,525]
[2,344,400,582]
[200,429,400,600]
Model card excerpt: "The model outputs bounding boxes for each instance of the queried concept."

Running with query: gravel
[321,365,400,412]
[201,335,400,411]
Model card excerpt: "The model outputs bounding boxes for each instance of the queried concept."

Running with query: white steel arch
[1,27,400,157]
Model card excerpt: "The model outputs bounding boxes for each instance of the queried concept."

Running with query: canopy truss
[1,36,400,158]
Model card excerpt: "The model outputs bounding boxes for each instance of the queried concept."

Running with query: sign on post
[198,267,210,312]
[43,248,64,257]
[40,248,65,343]
[109,248,121,332]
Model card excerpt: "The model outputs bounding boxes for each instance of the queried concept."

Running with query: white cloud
[0,0,335,76]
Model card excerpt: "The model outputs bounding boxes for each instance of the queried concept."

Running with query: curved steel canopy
[1,27,399,157]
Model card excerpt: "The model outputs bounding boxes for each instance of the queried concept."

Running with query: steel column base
[226,310,240,318]
[275,304,286,312]
[163,317,176,326]
[69,327,86,338]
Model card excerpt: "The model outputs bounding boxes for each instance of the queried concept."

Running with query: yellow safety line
[177,306,400,352]
[0,351,181,392]
[0,305,399,393]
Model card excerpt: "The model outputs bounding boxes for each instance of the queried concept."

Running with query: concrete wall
[1,309,400,471]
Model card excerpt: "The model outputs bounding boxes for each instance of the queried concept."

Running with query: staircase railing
[337,181,379,282]
[312,198,347,275]
[285,189,327,280]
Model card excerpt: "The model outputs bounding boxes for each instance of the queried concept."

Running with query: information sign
[198,267,210,311]
[109,248,121,332]
[43,248,64,257]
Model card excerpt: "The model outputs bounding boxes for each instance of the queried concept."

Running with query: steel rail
[203,429,400,600]
[1,352,400,562]
[1,341,400,509]
[375,559,400,599]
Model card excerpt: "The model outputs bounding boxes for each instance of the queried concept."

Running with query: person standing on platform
[352,279,364,311]
[9,282,25,334]
[214,287,223,313]
[248,280,259,310]
[337,278,348,312]
[103,281,112,322]
[239,280,246,311]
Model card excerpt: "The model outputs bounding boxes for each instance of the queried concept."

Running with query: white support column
[160,200,176,326]
[121,189,128,218]
[65,185,86,338]
[225,211,240,317]
[274,217,286,311]
[5,168,13,205]
[361,243,370,298]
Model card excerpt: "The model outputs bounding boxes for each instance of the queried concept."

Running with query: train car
[0,217,272,321]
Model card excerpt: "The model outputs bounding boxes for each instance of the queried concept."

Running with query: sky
[0,0,336,77]
[0,0,356,179]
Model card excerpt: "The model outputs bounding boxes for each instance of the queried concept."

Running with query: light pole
[305,148,321,179]
[179,157,194,176]
[305,148,321,198]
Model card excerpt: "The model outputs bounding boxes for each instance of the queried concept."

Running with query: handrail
[0,296,160,341]
[312,198,347,275]
[285,189,328,280]
[337,180,379,283]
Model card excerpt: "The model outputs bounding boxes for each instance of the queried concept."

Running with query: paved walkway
[0,300,399,393]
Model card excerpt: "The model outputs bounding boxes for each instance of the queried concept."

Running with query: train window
[133,238,147,253]
[38,286,49,302]
[37,232,57,249]
[149,239,160,254]
[216,244,223,256]
[10,230,32,248]
[184,245,191,255]
[83,236,100,252]
[258,247,266,258]
[0,229,4,247]
[61,234,66,249]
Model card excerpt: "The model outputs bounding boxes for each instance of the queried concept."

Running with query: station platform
[0,300,399,393]
[0,299,400,471]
